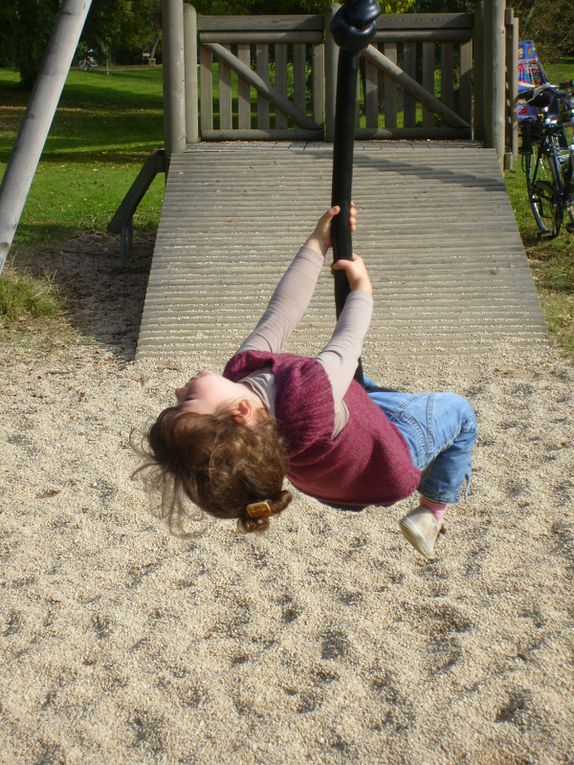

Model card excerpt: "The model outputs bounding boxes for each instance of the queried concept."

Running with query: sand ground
[1,233,573,765]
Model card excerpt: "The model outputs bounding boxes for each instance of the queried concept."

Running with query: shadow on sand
[15,229,154,361]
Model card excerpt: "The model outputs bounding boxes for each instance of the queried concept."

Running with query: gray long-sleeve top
[236,245,374,437]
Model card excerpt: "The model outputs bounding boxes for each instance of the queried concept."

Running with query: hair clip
[246,500,272,519]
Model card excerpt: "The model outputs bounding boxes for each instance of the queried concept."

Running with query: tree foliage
[191,1,416,14]
[412,0,572,59]
[1,0,570,89]
[2,0,60,88]
[510,0,574,61]
[81,0,162,65]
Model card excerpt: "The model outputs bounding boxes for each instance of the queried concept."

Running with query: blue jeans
[364,376,478,505]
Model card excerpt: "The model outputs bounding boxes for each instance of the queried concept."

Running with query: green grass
[543,56,574,85]
[0,66,165,328]
[0,264,61,323]
[0,66,165,245]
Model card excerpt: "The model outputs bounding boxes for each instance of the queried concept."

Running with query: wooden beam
[108,150,166,234]
[364,44,470,129]
[474,1,485,140]
[197,15,324,32]
[203,42,319,131]
[506,9,519,160]
[199,31,322,44]
[375,12,473,29]
[356,126,470,139]
[201,128,322,141]
[489,0,506,166]
[373,30,471,42]
[183,4,199,144]
[163,0,186,157]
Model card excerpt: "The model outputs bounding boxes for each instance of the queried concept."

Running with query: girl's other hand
[331,252,372,295]
[305,202,357,256]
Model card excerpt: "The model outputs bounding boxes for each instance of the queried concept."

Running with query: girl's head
[135,372,292,533]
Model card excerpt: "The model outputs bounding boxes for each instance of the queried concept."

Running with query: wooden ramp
[136,142,547,365]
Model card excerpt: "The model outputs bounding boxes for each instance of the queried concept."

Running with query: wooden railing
[195,14,325,141]
[183,9,476,143]
[173,4,516,155]
[357,13,473,139]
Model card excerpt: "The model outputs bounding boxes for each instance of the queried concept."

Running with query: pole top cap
[331,0,382,53]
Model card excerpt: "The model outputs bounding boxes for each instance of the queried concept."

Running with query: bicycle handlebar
[518,82,573,108]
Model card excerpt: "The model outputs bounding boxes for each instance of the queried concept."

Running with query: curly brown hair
[133,404,293,534]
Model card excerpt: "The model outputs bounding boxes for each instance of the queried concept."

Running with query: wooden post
[162,0,186,160]
[325,4,340,142]
[484,0,506,167]
[483,0,492,147]
[474,1,485,141]
[184,4,199,144]
[505,8,519,167]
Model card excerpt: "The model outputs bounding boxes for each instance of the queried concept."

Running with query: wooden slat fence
[357,13,473,139]
[187,9,476,142]
[196,14,325,141]
[177,5,519,153]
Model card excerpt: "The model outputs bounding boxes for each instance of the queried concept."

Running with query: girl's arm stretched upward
[238,207,353,354]
[317,255,374,435]
[236,208,371,439]
[316,289,373,412]
[238,243,325,354]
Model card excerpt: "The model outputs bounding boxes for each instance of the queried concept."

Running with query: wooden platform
[136,142,547,364]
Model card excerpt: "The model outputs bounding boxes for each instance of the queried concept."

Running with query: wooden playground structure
[162,3,519,158]
[0,1,547,364]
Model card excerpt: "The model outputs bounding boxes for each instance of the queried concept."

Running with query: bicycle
[518,80,574,237]
[78,50,98,71]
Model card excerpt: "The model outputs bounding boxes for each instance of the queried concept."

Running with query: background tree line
[0,0,571,89]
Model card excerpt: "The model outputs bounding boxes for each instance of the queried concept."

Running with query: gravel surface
[1,232,573,765]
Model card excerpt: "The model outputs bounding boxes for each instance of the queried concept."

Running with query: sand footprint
[338,591,364,607]
[369,670,414,733]
[91,613,114,640]
[495,689,537,731]
[551,520,574,570]
[415,603,473,674]
[320,630,351,661]
[2,610,22,637]
[129,709,167,758]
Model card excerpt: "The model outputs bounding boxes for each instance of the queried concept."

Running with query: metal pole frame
[0,0,94,275]
[330,0,381,384]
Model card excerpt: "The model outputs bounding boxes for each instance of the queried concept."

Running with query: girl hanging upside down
[136,205,477,560]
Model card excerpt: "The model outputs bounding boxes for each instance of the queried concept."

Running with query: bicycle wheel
[525,139,564,237]
[558,123,574,231]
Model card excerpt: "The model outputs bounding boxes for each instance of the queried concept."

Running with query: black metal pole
[330,0,381,384]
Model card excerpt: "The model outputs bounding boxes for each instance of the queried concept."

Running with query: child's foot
[399,507,444,560]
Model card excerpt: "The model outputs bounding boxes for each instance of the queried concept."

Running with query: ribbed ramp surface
[137,142,547,364]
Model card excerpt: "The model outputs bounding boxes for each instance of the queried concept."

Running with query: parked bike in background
[516,41,574,237]
[78,49,98,71]
[518,82,574,237]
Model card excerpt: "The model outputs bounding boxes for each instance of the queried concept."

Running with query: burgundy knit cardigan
[224,351,421,508]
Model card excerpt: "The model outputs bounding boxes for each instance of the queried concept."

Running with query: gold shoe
[399,507,444,560]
